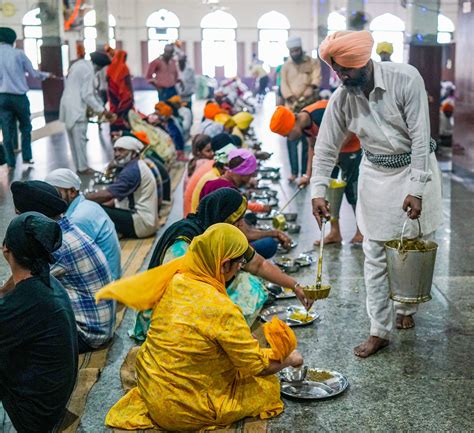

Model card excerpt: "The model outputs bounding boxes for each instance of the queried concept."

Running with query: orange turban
[154,101,173,118]
[270,106,296,137]
[319,30,374,69]
[263,316,297,362]
[204,102,223,120]
[168,95,182,105]
[133,131,150,145]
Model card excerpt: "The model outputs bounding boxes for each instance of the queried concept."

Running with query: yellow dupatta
[96,223,249,309]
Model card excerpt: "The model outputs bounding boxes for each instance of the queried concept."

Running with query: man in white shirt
[311,30,443,358]
[59,51,113,174]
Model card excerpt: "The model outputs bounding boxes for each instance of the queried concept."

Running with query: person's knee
[251,237,278,259]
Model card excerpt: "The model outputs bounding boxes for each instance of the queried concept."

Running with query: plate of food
[279,367,349,401]
[266,283,297,299]
[260,305,319,327]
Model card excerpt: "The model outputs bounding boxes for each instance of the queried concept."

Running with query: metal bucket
[325,179,346,220]
[384,219,438,304]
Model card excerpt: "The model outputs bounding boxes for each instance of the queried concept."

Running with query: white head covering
[45,168,81,191]
[113,136,143,153]
[286,36,302,49]
[214,144,236,164]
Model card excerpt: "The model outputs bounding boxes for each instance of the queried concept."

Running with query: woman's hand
[294,284,313,310]
[286,350,304,368]
[274,230,292,249]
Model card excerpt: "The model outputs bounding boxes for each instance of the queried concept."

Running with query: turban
[90,51,112,68]
[318,30,374,69]
[376,41,393,56]
[154,101,173,118]
[232,112,254,130]
[132,131,150,145]
[214,144,236,165]
[113,136,143,153]
[214,113,236,129]
[168,95,182,105]
[0,27,17,44]
[270,106,296,137]
[45,168,81,191]
[4,212,63,279]
[228,148,257,176]
[11,180,68,218]
[263,316,297,362]
[204,102,224,120]
[441,101,454,113]
[286,36,302,49]
[211,133,234,152]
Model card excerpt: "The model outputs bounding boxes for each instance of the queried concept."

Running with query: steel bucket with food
[385,218,438,303]
[325,178,347,220]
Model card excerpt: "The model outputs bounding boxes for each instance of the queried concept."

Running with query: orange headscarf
[204,102,224,120]
[263,316,297,362]
[270,106,296,137]
[107,50,130,82]
[319,30,374,69]
[154,101,173,118]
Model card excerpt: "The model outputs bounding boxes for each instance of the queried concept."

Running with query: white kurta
[59,59,104,129]
[311,61,443,241]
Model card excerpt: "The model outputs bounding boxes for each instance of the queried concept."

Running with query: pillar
[39,0,64,121]
[315,0,331,89]
[407,0,441,139]
[93,0,109,50]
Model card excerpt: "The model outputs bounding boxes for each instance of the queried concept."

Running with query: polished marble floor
[0,91,473,432]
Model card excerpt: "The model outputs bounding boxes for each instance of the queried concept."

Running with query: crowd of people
[0,25,446,433]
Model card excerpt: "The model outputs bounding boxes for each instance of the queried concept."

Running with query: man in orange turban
[312,30,443,358]
[154,101,173,119]
[204,102,224,120]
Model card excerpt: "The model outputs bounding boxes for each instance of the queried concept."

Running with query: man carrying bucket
[311,30,443,357]
[270,100,363,245]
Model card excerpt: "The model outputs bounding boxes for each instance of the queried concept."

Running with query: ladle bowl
[303,284,332,301]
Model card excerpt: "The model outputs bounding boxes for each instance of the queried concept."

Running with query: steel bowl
[286,223,301,234]
[283,212,298,222]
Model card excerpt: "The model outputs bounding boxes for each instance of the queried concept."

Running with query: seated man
[86,136,159,238]
[45,168,122,280]
[0,212,78,433]
[11,180,115,353]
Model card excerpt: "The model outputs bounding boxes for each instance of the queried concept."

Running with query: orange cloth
[168,95,182,105]
[133,131,150,146]
[263,316,297,363]
[441,101,454,113]
[341,133,361,153]
[154,101,173,118]
[183,160,215,216]
[318,30,374,69]
[270,106,296,137]
[107,50,129,82]
[204,102,224,120]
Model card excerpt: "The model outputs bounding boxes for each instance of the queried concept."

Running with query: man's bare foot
[354,336,389,358]
[396,314,415,329]
[350,233,364,244]
[288,175,296,182]
[314,232,342,246]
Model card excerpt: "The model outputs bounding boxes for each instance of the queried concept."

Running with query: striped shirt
[51,217,115,348]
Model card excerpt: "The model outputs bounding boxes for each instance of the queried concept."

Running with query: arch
[109,14,116,27]
[22,8,41,25]
[438,14,455,32]
[146,9,180,28]
[257,11,290,30]
[83,9,96,26]
[370,13,405,32]
[200,10,237,29]
[327,12,346,32]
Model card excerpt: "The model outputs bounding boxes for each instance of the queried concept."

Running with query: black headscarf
[90,51,112,68]
[211,133,235,152]
[11,180,68,218]
[0,27,17,45]
[4,212,62,281]
[148,188,246,268]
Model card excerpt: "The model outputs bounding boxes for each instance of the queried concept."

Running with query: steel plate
[260,305,319,327]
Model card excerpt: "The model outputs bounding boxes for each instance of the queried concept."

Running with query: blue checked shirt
[51,217,115,348]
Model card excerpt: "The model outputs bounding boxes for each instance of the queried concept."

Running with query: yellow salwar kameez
[96,224,285,431]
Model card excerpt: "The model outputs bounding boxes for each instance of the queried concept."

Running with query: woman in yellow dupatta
[96,224,303,431]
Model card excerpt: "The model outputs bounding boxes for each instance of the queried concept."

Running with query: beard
[343,66,370,93]
[114,152,133,167]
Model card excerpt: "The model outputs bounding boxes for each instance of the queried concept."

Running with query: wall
[3,0,459,76]
[452,0,474,177]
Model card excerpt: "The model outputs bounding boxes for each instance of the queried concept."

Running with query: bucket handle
[399,218,423,251]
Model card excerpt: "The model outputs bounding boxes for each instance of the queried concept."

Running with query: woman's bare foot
[396,314,415,329]
[354,336,389,358]
[314,232,342,246]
